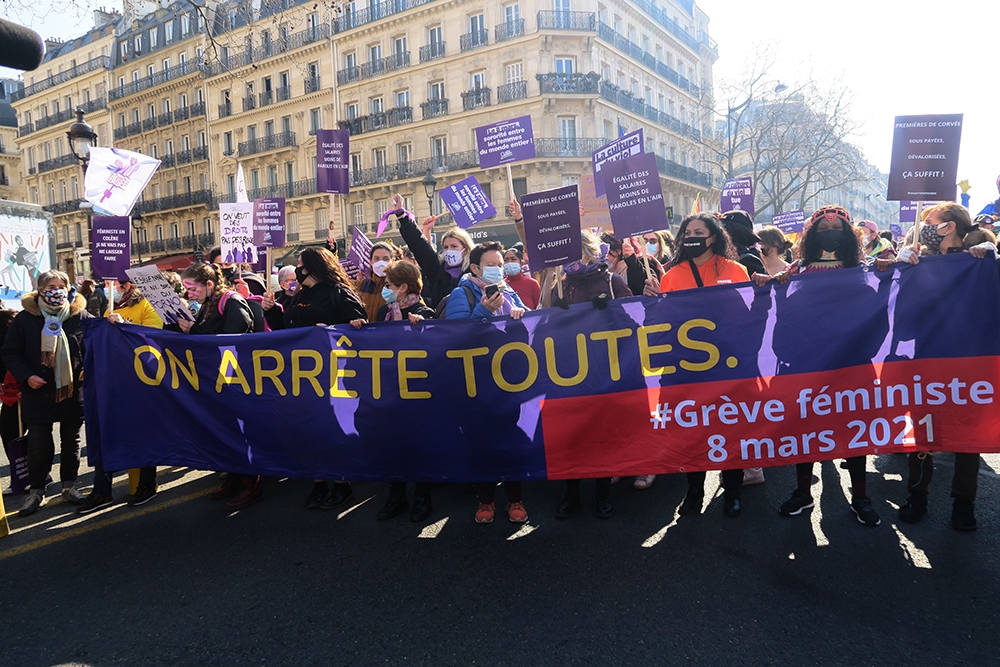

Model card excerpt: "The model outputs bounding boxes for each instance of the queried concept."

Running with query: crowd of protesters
[2,196,997,534]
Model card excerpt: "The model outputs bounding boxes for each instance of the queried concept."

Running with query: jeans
[908,452,980,501]
[92,463,157,497]
[27,419,82,490]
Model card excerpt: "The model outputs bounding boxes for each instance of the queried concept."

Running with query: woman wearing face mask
[756,226,793,275]
[177,262,262,509]
[857,220,896,261]
[643,214,747,517]
[355,241,401,321]
[642,230,672,266]
[275,266,298,308]
[553,230,632,518]
[1,270,90,516]
[503,245,540,309]
[604,233,664,298]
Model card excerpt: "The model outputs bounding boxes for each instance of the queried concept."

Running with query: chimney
[44,37,63,52]
[93,7,121,28]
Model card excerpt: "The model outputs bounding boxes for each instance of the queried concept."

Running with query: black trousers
[687,469,743,494]
[27,419,82,490]
[0,402,20,461]
[388,481,433,498]
[92,463,157,496]
[908,452,980,501]
[564,478,612,499]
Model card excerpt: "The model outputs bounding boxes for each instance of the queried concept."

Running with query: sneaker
[507,501,527,523]
[851,496,881,527]
[127,486,158,507]
[475,502,495,524]
[226,479,263,509]
[61,485,86,505]
[305,482,329,510]
[952,497,977,531]
[779,489,814,516]
[633,474,656,490]
[18,490,45,516]
[898,493,928,523]
[743,468,765,486]
[77,492,114,515]
[319,482,353,510]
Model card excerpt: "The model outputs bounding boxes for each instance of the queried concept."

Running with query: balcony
[242,96,256,113]
[654,154,712,188]
[133,190,214,215]
[460,29,488,52]
[495,20,524,42]
[142,117,157,132]
[80,97,107,114]
[361,51,410,79]
[629,0,712,55]
[56,241,74,250]
[205,25,332,77]
[286,232,300,242]
[420,99,448,120]
[113,126,128,141]
[304,77,322,94]
[176,146,208,165]
[193,145,209,161]
[37,154,78,174]
[34,108,76,133]
[109,60,203,101]
[276,86,292,102]
[334,0,435,33]
[12,56,111,101]
[461,87,491,111]
[259,89,274,107]
[337,65,360,85]
[497,81,527,104]
[238,131,297,157]
[597,22,701,96]
[158,111,173,127]
[218,102,232,118]
[126,121,141,136]
[537,11,595,31]
[419,41,446,63]
[0,175,8,186]
[18,122,33,136]
[190,101,206,117]
[217,178,318,205]
[173,106,190,122]
[161,154,176,168]
[534,137,604,157]
[537,72,601,94]
[42,199,84,215]
[338,107,413,136]
[599,81,701,140]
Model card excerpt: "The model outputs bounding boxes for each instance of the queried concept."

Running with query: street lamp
[422,169,437,216]
[132,212,144,265]
[726,83,787,178]
[67,108,98,177]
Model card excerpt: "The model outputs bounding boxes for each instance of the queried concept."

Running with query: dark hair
[298,246,355,291]
[799,214,862,268]
[600,232,623,254]
[505,244,523,261]
[385,260,422,296]
[721,219,758,249]
[0,308,17,346]
[469,241,504,267]
[208,246,222,263]
[79,279,95,297]
[667,214,738,269]
[370,241,401,261]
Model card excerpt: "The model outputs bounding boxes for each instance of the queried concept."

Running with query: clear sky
[4,0,999,212]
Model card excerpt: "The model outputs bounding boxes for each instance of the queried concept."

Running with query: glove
[897,246,916,264]
[591,293,609,310]
[552,296,570,310]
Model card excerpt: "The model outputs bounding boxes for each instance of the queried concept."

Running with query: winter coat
[189,291,254,335]
[355,274,387,322]
[113,291,164,328]
[734,245,766,277]
[397,212,464,309]
[444,275,527,320]
[1,292,89,423]
[86,288,108,317]
[620,254,664,297]
[556,263,632,305]
[281,282,366,329]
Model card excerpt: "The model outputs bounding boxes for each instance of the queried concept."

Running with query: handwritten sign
[220,202,257,264]
[124,265,192,324]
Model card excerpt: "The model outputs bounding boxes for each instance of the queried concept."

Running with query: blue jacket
[444,274,527,320]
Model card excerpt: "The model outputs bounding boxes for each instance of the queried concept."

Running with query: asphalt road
[3,448,1000,667]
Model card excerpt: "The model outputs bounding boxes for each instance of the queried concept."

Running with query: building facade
[0,79,25,202]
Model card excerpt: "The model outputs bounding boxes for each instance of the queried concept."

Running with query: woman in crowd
[755,205,883,527]
[643,214,747,516]
[2,270,89,516]
[355,241,401,321]
[718,210,766,277]
[857,220,896,261]
[604,233,664,298]
[76,279,164,514]
[83,276,107,317]
[0,308,21,496]
[554,230,631,519]
[757,226,793,276]
[263,247,367,511]
[503,244,540,310]
[642,230,672,267]
[444,241,528,524]
[177,262,260,509]
[274,266,298,308]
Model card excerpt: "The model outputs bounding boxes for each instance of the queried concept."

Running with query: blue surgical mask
[381,285,398,303]
[646,243,658,256]
[481,266,504,285]
[503,262,521,277]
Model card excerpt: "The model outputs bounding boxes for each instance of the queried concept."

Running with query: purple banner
[771,209,805,235]
[592,129,644,198]
[601,152,668,238]
[899,200,936,223]
[520,185,582,271]
[440,176,496,229]
[890,223,904,240]
[253,198,286,248]
[721,177,755,216]
[91,216,131,281]
[887,114,963,202]
[341,226,373,281]
[475,116,536,169]
[316,129,350,194]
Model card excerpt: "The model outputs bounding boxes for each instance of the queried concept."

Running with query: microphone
[0,18,45,71]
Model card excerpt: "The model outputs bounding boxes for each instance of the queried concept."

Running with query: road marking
[418,517,448,538]
[507,522,537,540]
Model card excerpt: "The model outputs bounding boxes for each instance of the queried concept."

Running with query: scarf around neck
[39,297,74,401]
[385,293,421,321]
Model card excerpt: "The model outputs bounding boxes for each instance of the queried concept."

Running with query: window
[370,97,383,114]
[155,225,163,241]
[199,131,206,147]
[166,22,174,44]
[471,71,486,90]
[353,203,365,228]
[344,52,357,69]
[264,120,274,136]
[562,175,580,187]
[134,36,142,54]
[71,177,79,199]
[345,102,358,120]
[149,28,158,49]
[309,107,321,132]
[604,119,613,139]
[469,13,485,34]
[395,90,409,108]
[373,147,387,172]
[369,43,382,62]
[645,86,653,107]
[120,42,127,60]
[250,169,260,191]
[246,125,257,141]
[223,132,233,154]
[397,143,411,164]
[429,81,444,100]
[226,174,236,197]
[282,116,292,134]
[555,57,574,79]
[165,139,173,155]
[314,209,327,235]
[376,198,389,220]
[350,153,362,176]
[149,144,158,159]
[186,220,195,237]
[267,165,278,187]
[285,162,294,183]
[393,36,407,56]
[431,135,447,160]
[558,116,577,152]
[163,98,171,113]
[505,62,523,83]
[131,109,140,123]
[162,58,171,72]
[428,26,442,44]
[180,92,188,108]
[504,3,521,22]
[203,217,212,235]
[181,15,190,36]
[170,222,179,239]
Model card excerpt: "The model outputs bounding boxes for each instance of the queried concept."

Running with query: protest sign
[220,202,257,264]
[0,213,49,308]
[771,210,805,235]
[601,152,668,238]
[890,223,904,240]
[341,225,373,281]
[475,116,536,169]
[124,265,192,325]
[90,216,131,281]
[253,198,286,248]
[316,129,350,194]
[520,185,582,271]
[887,114,963,201]
[87,254,1000,481]
[84,146,160,217]
[721,177,755,216]
[439,176,496,229]
[592,129,644,198]
[580,175,613,231]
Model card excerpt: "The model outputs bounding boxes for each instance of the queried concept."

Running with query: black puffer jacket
[281,282,366,328]
[189,291,254,335]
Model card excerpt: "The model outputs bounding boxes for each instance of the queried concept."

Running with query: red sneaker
[475,502,495,524]
[506,501,527,523]
[226,478,262,509]
[209,475,242,500]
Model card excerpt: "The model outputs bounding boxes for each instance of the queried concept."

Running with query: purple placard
[721,177,755,216]
[592,129,644,198]
[890,223,904,240]
[91,216,131,281]
[899,200,920,223]
[601,152,669,238]
[771,209,805,234]
[887,114,963,202]
[341,226,373,281]
[253,198,286,248]
[520,185,582,271]
[316,129,350,194]
[474,116,536,169]
[439,176,496,229]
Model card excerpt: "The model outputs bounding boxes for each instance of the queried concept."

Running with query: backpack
[218,291,268,332]
[433,284,477,319]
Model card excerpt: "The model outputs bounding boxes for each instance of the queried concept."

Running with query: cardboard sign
[439,176,496,229]
[592,129,644,198]
[124,265,192,324]
[721,177,755,216]
[579,175,612,231]
[771,210,805,235]
[601,153,669,238]
[316,129,351,194]
[253,198,286,248]
[520,185,582,271]
[887,114,963,201]
[475,116,536,169]
[220,202,257,264]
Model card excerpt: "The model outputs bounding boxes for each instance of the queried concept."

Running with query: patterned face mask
[41,288,67,308]
[919,223,946,253]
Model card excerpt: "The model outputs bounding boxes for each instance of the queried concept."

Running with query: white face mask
[443,249,463,267]
[372,260,390,277]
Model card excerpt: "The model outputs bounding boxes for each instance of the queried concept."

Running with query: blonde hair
[581,229,602,263]
[441,226,474,269]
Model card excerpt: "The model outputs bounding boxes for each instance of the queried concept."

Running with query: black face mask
[816,230,843,252]
[221,267,237,283]
[295,267,308,284]
[683,237,711,258]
